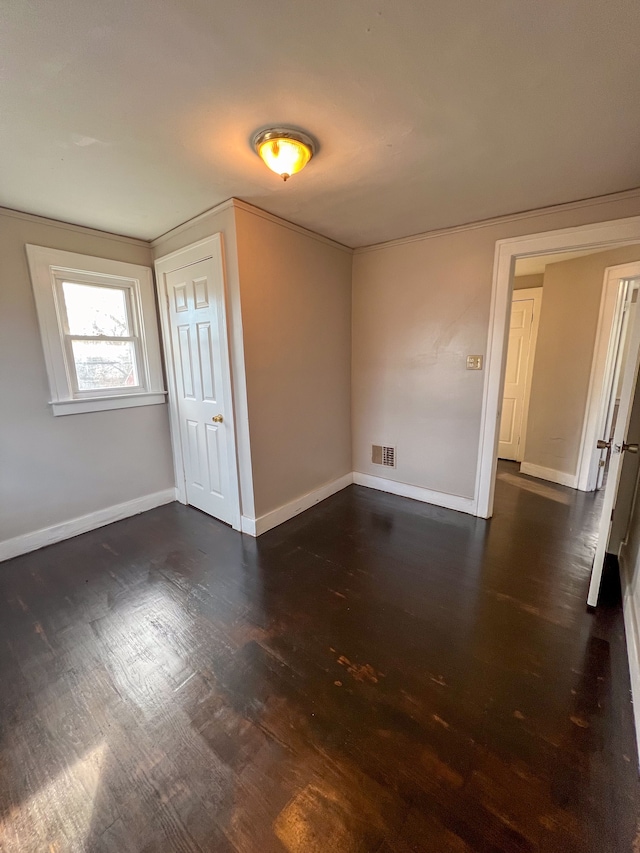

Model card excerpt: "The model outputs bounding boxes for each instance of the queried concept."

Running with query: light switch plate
[466,355,483,370]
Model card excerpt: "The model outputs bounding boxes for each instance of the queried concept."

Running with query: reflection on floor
[0,461,638,852]
[496,467,574,505]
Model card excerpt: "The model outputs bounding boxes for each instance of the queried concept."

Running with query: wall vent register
[372,445,396,467]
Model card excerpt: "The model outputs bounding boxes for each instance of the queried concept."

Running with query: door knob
[623,442,639,454]
[597,439,611,450]
[211,414,224,423]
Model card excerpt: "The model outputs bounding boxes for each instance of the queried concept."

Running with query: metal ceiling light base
[252,127,316,181]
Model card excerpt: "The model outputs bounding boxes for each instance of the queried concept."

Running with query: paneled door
[588,277,640,606]
[498,297,535,461]
[157,237,240,529]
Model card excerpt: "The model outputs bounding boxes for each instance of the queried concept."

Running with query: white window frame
[26,245,166,415]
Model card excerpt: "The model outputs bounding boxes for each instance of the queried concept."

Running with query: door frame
[475,215,640,519]
[154,235,242,530]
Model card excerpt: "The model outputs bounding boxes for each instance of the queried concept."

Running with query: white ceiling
[3,0,640,247]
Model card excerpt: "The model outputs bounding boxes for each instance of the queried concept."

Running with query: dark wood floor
[1,461,639,852]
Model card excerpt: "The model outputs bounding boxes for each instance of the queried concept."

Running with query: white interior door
[588,292,640,606]
[159,240,240,529]
[498,297,535,461]
[608,373,640,553]
[593,281,631,490]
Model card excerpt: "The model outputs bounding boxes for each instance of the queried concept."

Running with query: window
[59,278,143,393]
[26,245,166,415]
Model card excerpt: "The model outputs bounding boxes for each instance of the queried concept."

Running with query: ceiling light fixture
[252,127,315,181]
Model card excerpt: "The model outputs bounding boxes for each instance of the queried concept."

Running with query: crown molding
[0,206,149,247]
[354,186,640,255]
[152,197,352,254]
[231,199,352,253]
[8,184,640,259]
[150,198,237,247]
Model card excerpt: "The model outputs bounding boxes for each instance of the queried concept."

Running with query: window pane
[71,340,138,390]
[63,282,130,336]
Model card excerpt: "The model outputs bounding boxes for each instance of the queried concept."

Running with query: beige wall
[524,245,640,477]
[513,273,544,290]
[0,209,175,544]
[235,207,352,518]
[352,192,640,499]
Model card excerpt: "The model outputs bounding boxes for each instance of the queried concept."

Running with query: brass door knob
[212,414,224,423]
[597,439,611,450]
[623,442,639,454]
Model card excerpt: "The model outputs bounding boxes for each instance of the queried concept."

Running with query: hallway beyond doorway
[0,464,638,851]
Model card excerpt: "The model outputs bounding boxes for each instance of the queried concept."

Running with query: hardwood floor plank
[0,462,638,851]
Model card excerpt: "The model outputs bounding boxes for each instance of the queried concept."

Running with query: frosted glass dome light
[253,128,315,181]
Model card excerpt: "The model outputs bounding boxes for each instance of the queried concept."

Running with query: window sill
[50,391,167,416]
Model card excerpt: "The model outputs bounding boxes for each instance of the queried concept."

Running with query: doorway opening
[494,253,640,610]
[497,256,640,498]
[476,216,640,609]
[477,217,640,515]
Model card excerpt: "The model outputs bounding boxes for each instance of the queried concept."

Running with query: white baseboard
[241,473,353,537]
[352,472,476,515]
[0,488,176,562]
[619,551,640,770]
[519,462,578,489]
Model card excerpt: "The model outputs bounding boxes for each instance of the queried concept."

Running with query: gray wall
[6,187,640,548]
[0,209,175,544]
